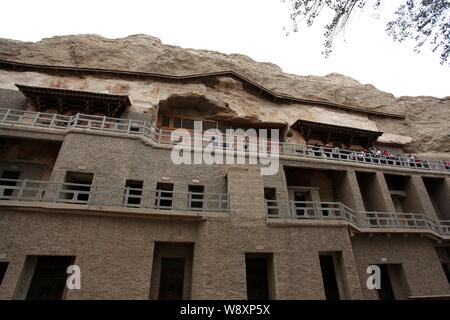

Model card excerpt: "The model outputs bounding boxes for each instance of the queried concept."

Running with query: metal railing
[280,144,449,172]
[265,199,450,236]
[1,177,448,234]
[265,200,359,224]
[0,178,229,213]
[1,107,449,173]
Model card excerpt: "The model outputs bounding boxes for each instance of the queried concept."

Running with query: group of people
[309,143,444,169]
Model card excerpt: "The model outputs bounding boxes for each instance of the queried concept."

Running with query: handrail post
[67,115,73,128]
[338,202,344,220]
[101,116,106,131]
[289,201,294,218]
[17,179,27,200]
[127,120,132,134]
[1,108,11,123]
[73,113,80,128]
[124,187,130,206]
[187,192,192,211]
[55,183,61,203]
[315,201,321,219]
[32,112,40,126]
[49,113,57,128]
[155,190,160,209]
[88,185,96,206]
[393,212,399,228]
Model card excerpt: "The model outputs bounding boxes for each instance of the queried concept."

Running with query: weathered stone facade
[0,35,449,300]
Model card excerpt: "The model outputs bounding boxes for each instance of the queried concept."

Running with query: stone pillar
[227,166,266,220]
[374,172,396,213]
[404,175,439,220]
[440,178,450,219]
[333,169,366,222]
[337,170,366,211]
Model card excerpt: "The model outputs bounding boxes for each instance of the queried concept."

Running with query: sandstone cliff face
[0,34,448,154]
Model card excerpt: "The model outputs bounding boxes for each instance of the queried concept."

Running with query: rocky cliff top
[0,34,446,115]
[0,34,448,153]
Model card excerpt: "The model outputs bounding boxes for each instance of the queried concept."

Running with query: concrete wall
[352,235,450,299]
[403,175,439,220]
[422,177,450,220]
[0,113,449,299]
[0,208,371,299]
[333,169,366,213]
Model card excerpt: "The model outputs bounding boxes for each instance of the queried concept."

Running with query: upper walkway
[0,108,449,174]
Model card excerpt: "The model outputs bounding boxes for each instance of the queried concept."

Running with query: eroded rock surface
[0,34,448,153]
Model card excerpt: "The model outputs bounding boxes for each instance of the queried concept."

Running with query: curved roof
[16,84,130,117]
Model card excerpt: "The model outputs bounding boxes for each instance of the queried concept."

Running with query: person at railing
[443,160,450,170]
[312,143,322,157]
[357,149,365,161]
[376,149,381,157]
[323,143,333,158]
[394,154,401,166]
[366,148,376,162]
[407,154,416,167]
[338,145,351,160]
[3,107,449,172]
[332,145,340,159]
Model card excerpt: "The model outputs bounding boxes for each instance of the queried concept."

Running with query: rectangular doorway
[377,264,395,300]
[26,256,74,300]
[159,257,185,299]
[319,253,346,300]
[245,253,274,300]
[376,264,409,300]
[150,242,194,300]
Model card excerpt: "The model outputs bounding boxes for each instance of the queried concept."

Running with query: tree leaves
[285,0,450,64]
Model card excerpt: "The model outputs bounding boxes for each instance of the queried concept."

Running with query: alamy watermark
[169,121,280,175]
[64,264,383,293]
[66,265,81,290]
[366,265,381,290]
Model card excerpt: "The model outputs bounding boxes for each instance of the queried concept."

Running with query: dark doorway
[319,254,341,300]
[245,254,272,300]
[158,258,185,300]
[0,262,9,286]
[442,263,450,284]
[377,264,395,300]
[26,256,74,300]
[0,170,21,197]
[150,242,194,300]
